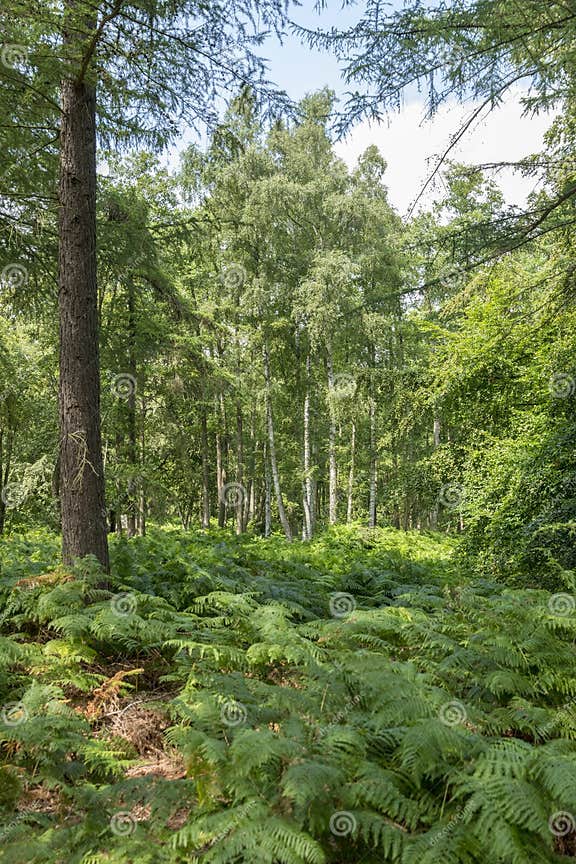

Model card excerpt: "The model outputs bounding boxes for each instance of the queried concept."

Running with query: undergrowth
[1,525,576,863]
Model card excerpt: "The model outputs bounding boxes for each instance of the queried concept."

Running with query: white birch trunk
[347,420,356,523]
[327,349,338,526]
[264,343,292,540]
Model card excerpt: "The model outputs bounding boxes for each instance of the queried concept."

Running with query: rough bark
[58,44,109,571]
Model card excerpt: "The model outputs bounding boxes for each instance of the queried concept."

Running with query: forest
[2,0,576,862]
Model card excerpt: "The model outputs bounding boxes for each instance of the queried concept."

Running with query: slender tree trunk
[326,349,338,526]
[216,425,224,527]
[200,406,210,529]
[236,403,244,535]
[245,411,257,529]
[139,394,146,536]
[247,473,255,526]
[347,420,356,523]
[303,351,313,540]
[430,414,441,530]
[263,342,292,540]
[126,280,137,539]
[216,395,227,528]
[311,436,318,532]
[433,416,441,448]
[264,440,271,538]
[138,489,146,536]
[402,499,409,531]
[58,36,109,571]
[0,429,10,535]
[391,448,400,528]
[368,396,378,529]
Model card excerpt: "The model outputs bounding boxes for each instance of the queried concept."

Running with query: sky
[255,1,555,215]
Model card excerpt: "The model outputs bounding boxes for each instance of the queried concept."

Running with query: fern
[2,525,576,863]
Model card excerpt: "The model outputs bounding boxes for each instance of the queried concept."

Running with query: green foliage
[1,526,575,862]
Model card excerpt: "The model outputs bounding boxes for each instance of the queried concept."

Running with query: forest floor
[1,525,576,863]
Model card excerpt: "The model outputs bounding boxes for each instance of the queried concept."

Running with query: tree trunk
[312,436,318,531]
[303,351,314,540]
[216,394,227,528]
[139,394,146,536]
[236,403,244,535]
[264,440,271,538]
[368,396,377,529]
[326,349,338,526]
[263,342,292,540]
[58,45,109,571]
[0,429,11,535]
[247,474,255,527]
[126,279,137,539]
[433,416,441,448]
[201,406,210,529]
[430,414,441,529]
[392,448,400,528]
[347,420,356,523]
[246,411,257,529]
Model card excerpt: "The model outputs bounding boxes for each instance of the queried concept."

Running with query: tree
[309,0,576,267]
[0,0,293,568]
